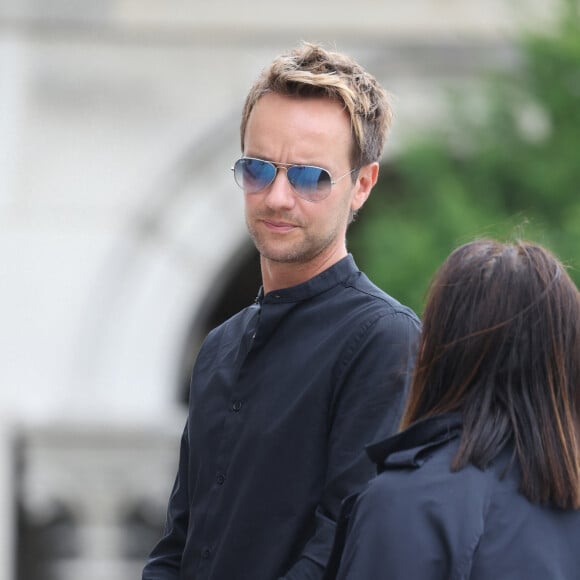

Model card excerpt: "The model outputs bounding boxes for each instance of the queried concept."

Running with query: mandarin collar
[255,254,358,304]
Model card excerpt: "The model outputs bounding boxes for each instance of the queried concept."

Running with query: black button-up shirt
[143,255,420,580]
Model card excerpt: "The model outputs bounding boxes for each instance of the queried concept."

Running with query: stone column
[19,421,180,580]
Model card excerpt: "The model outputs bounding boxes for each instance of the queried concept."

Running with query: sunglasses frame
[232,157,357,202]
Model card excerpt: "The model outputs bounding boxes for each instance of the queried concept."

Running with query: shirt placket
[194,305,263,576]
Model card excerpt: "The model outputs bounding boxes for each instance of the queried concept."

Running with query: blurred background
[0,0,578,578]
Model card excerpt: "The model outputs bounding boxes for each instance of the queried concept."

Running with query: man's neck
[260,248,347,295]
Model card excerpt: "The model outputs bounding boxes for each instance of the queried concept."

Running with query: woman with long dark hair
[326,239,580,579]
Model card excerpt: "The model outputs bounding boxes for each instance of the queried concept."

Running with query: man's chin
[259,250,305,264]
[255,242,314,264]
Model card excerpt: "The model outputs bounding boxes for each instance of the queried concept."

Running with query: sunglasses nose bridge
[263,164,298,207]
[271,163,331,202]
[270,163,292,188]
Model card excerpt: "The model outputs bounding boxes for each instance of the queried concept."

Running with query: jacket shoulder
[338,440,491,579]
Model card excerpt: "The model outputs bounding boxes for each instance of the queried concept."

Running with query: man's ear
[351,162,379,212]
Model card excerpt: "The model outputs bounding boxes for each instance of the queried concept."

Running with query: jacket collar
[366,413,463,472]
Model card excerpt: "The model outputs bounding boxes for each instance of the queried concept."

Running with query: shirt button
[201,548,211,559]
[216,473,226,485]
[232,400,243,412]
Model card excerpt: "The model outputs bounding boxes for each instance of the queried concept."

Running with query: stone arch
[68,114,251,418]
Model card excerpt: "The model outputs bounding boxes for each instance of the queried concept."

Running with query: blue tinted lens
[287,165,331,200]
[233,158,333,201]
[234,158,276,193]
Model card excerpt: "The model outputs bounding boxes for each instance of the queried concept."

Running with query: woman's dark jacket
[326,413,580,580]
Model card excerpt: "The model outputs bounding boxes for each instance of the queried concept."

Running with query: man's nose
[264,168,296,209]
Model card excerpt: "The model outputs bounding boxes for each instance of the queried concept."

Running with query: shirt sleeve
[280,311,421,579]
[142,423,190,580]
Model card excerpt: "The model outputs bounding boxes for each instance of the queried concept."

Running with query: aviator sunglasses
[232,157,357,202]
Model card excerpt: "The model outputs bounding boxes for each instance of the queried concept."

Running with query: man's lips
[261,219,300,232]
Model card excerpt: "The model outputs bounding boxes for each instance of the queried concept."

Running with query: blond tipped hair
[240,42,392,168]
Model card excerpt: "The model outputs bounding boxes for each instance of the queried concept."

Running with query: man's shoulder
[341,269,419,323]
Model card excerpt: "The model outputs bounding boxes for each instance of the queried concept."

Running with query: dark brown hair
[401,239,580,509]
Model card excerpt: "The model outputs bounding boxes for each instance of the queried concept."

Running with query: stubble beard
[246,218,338,265]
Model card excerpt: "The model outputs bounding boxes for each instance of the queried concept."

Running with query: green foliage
[349,0,580,315]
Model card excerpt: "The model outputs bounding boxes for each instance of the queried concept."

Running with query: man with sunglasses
[143,42,420,580]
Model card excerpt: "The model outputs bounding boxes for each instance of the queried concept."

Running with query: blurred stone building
[0,1,554,578]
